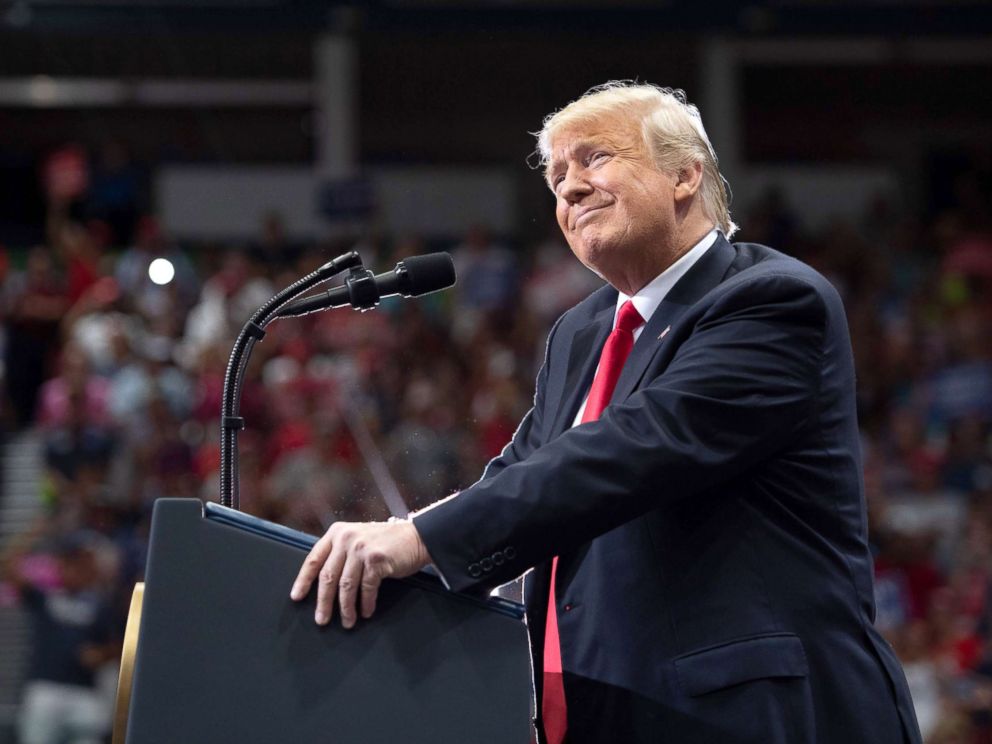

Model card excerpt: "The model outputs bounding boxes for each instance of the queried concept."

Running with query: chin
[572,232,613,267]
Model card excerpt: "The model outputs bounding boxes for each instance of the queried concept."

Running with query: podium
[114,499,533,744]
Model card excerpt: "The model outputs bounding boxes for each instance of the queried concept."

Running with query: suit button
[468,563,482,578]
[564,604,573,612]
[480,557,494,572]
[505,546,517,560]
[492,552,505,566]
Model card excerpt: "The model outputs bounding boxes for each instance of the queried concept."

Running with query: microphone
[276,252,456,318]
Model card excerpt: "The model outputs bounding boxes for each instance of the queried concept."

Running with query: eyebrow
[546,139,600,182]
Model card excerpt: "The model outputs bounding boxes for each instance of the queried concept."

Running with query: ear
[674,161,704,202]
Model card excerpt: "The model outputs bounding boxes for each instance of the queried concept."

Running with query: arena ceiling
[3,0,991,35]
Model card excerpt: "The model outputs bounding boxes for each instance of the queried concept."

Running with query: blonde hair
[535,81,738,238]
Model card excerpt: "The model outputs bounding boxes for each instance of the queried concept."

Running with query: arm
[289,312,566,627]
[413,272,829,591]
[80,602,124,670]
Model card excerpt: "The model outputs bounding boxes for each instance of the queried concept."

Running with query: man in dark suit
[291,82,922,744]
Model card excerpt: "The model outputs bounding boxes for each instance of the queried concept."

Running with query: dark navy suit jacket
[414,237,923,744]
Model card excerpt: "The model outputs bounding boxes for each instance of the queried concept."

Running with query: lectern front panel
[124,499,532,744]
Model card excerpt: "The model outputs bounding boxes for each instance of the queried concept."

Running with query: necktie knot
[616,300,644,334]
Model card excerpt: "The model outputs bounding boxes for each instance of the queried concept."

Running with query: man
[291,82,922,743]
[2,529,119,744]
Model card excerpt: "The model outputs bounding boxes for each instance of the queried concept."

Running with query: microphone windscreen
[402,252,456,296]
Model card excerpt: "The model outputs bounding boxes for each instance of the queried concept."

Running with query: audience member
[1,526,121,744]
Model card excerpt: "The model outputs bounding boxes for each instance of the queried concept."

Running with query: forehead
[546,113,644,169]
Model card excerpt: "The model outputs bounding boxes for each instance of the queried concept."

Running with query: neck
[612,220,715,296]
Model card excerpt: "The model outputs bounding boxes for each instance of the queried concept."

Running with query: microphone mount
[342,266,380,311]
[219,250,456,511]
[276,252,455,319]
[219,250,363,510]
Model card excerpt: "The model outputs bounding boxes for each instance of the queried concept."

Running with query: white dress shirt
[572,228,719,425]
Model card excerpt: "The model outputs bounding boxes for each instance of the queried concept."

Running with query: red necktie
[542,300,644,744]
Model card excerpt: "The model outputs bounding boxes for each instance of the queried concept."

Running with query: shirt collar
[615,228,719,327]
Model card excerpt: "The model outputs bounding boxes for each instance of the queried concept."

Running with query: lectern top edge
[193,499,526,620]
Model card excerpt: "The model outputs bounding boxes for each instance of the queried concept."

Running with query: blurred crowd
[1,154,991,743]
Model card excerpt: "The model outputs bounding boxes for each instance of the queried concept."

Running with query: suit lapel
[553,238,737,582]
[549,236,738,433]
[549,304,614,437]
[611,236,738,404]
[549,238,738,585]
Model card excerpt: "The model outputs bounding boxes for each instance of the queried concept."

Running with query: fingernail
[342,618,354,630]
[315,611,327,625]
[290,585,301,601]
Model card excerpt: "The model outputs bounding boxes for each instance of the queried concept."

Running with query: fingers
[289,522,405,629]
[338,541,389,627]
[315,541,346,626]
[360,566,383,620]
[291,531,333,601]
[337,549,362,629]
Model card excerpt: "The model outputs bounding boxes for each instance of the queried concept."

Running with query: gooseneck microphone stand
[219,251,366,510]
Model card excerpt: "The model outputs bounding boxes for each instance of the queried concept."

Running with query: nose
[558,165,592,205]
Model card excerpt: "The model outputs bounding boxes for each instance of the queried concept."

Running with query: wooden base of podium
[113,583,143,744]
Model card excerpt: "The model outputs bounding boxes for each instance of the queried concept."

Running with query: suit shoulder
[725,242,841,306]
[691,242,847,336]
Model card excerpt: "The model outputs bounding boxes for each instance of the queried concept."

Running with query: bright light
[148,258,175,286]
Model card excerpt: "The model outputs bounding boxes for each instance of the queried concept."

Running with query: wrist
[406,521,432,570]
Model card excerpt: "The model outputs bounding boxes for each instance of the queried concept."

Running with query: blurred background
[0,1,991,742]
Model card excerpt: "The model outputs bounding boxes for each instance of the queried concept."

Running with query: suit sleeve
[409,313,561,590]
[414,273,829,592]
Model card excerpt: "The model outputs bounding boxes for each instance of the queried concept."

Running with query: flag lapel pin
[658,325,671,340]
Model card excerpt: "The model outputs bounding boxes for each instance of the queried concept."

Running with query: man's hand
[290,520,431,629]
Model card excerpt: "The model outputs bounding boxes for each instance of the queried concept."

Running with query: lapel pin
[658,325,671,340]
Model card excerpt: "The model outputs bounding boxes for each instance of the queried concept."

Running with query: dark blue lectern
[114,498,532,744]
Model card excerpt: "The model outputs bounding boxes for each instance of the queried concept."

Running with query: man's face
[547,113,678,290]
